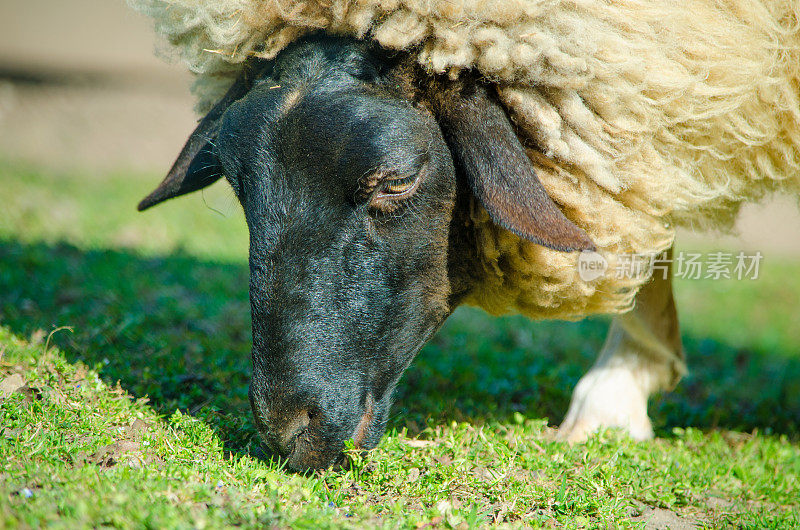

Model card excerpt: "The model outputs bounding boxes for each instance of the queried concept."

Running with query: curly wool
[130,0,800,319]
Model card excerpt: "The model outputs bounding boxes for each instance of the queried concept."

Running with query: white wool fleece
[130,0,800,319]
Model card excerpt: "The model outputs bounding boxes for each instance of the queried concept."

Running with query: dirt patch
[0,0,182,79]
[0,80,196,174]
[0,0,196,173]
[629,501,700,529]
[0,372,41,406]
[0,373,25,398]
[71,418,161,470]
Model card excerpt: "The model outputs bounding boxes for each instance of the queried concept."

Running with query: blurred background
[0,0,196,174]
[1,0,799,251]
[1,0,798,446]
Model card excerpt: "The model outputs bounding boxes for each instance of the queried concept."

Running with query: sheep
[139,36,602,468]
[131,0,800,317]
[131,1,800,468]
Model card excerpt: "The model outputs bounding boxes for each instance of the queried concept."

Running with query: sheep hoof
[557,365,655,443]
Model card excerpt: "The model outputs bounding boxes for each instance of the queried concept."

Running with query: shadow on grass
[1,238,798,456]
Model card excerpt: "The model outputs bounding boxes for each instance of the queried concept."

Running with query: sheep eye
[369,173,421,210]
[383,174,419,196]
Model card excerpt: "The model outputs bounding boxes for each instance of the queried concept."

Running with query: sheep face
[139,35,593,470]
[224,54,458,470]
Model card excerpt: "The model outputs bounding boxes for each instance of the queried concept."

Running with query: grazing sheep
[132,1,800,469]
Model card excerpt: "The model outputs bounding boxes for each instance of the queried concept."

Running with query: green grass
[1,157,799,527]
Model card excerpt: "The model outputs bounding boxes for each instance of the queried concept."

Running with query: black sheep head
[139,34,593,470]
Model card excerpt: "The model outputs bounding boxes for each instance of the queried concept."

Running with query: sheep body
[130,0,800,319]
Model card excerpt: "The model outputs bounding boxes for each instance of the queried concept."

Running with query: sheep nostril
[277,409,311,453]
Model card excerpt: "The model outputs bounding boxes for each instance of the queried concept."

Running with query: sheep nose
[251,403,315,458]
[249,389,312,456]
[273,409,311,455]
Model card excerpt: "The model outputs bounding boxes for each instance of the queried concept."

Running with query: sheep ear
[138,66,258,211]
[431,81,595,252]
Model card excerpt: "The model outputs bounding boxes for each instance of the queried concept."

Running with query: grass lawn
[1,158,799,527]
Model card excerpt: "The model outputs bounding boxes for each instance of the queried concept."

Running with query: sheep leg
[558,249,686,441]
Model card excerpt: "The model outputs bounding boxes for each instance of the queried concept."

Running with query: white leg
[559,250,686,442]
